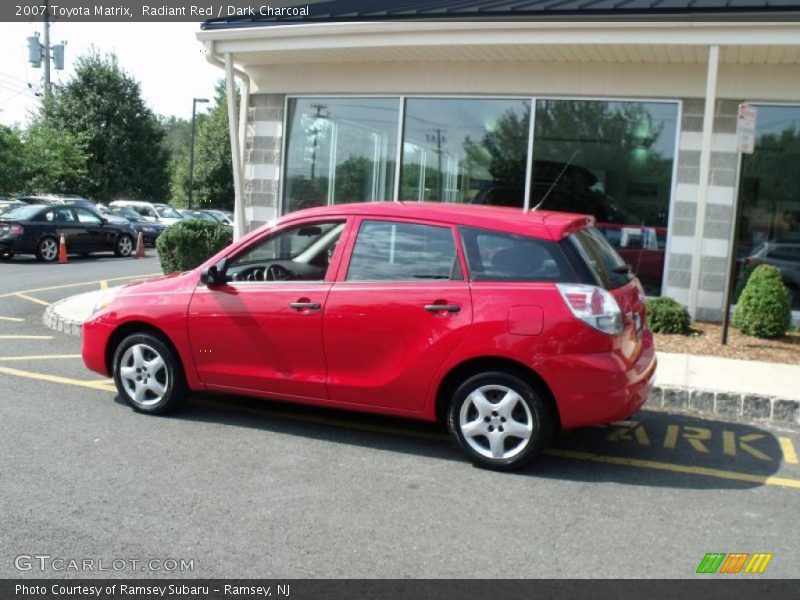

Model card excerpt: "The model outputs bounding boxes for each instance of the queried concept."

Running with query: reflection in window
[401,98,530,204]
[737,105,800,310]
[283,98,399,213]
[532,100,678,295]
[347,221,458,282]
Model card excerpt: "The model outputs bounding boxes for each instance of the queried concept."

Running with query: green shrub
[732,264,791,339]
[156,219,232,274]
[646,296,691,334]
[733,261,758,304]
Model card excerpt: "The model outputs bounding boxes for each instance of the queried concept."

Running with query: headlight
[92,289,118,314]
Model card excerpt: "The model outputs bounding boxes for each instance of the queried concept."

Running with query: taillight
[557,283,623,336]
[10,224,23,235]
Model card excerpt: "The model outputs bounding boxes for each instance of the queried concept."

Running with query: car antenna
[530,150,579,212]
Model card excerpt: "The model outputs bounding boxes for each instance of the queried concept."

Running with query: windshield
[155,205,182,219]
[2,206,42,220]
[111,207,144,221]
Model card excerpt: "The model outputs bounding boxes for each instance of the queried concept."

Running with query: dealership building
[198,2,800,320]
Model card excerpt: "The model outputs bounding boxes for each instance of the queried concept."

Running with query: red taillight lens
[557,283,624,336]
[10,224,23,235]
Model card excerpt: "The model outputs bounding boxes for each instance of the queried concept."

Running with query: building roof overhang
[197,20,800,67]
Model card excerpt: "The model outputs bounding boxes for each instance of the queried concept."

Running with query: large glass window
[736,105,800,310]
[283,98,400,213]
[400,98,530,204]
[532,100,678,295]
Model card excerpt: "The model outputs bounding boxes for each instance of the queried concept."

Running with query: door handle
[289,301,321,310]
[424,304,460,313]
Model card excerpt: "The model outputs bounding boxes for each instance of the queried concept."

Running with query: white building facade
[199,16,800,321]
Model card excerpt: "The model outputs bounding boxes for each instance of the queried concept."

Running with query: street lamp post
[188,97,209,210]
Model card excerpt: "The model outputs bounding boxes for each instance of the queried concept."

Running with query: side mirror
[200,257,229,286]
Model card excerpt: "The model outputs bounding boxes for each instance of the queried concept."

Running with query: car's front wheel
[36,236,59,262]
[112,332,188,414]
[447,371,553,471]
[114,234,134,257]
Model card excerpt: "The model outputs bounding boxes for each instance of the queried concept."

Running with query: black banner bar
[2,580,800,600]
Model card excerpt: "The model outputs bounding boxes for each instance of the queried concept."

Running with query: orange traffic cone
[134,232,146,258]
[58,234,68,264]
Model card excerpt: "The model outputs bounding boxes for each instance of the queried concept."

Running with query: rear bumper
[539,332,657,429]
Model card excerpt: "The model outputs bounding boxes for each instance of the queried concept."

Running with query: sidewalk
[45,289,800,427]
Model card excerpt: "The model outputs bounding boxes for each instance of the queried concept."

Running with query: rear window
[460,227,571,282]
[569,227,632,290]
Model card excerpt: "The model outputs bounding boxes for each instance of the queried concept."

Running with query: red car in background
[82,202,656,470]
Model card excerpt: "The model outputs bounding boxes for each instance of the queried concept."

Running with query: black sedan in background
[0,204,137,261]
[97,205,167,247]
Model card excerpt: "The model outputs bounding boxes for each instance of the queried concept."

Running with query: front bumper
[81,315,115,377]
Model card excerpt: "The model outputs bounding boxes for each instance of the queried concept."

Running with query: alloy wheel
[458,384,534,460]
[118,343,169,407]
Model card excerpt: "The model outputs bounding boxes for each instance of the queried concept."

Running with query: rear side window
[569,227,632,290]
[460,227,571,282]
[347,220,459,282]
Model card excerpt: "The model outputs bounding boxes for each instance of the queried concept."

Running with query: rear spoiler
[541,213,595,241]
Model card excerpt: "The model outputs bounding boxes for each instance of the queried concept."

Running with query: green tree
[170,80,234,210]
[0,125,24,196]
[42,51,169,202]
[21,120,89,194]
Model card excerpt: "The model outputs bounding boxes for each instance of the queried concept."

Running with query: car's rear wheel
[112,332,187,414]
[36,236,59,262]
[447,371,553,471]
[0,251,13,261]
[114,234,134,257]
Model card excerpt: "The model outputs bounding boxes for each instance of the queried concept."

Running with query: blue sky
[0,22,221,127]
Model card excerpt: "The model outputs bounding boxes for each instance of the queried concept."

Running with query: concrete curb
[646,385,800,426]
[42,291,99,337]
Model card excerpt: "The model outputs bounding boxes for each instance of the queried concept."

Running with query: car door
[323,217,473,413]
[43,207,83,249]
[186,218,349,400]
[73,207,110,250]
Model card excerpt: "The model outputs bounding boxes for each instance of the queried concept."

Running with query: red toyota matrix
[82,202,656,470]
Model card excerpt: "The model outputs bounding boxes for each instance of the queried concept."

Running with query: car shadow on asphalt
[112,393,795,491]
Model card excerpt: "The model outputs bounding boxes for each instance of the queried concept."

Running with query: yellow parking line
[0,354,82,361]
[0,335,53,340]
[545,449,800,490]
[13,293,50,306]
[0,273,160,299]
[0,366,116,392]
[100,280,108,290]
[780,437,799,465]
[0,316,25,322]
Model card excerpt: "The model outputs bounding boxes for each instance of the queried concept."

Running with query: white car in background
[109,200,184,226]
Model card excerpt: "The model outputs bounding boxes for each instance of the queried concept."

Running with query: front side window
[460,227,571,282]
[227,220,344,282]
[347,220,459,282]
[155,205,182,219]
[74,208,102,225]
[284,98,400,213]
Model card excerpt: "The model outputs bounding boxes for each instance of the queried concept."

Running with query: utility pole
[43,0,51,95]
[188,97,209,210]
[26,0,65,97]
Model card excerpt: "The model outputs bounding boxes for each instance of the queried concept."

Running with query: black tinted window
[460,227,571,282]
[569,227,632,289]
[347,221,459,282]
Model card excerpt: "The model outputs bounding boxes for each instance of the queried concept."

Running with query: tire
[36,236,59,262]
[447,371,553,471]
[0,251,13,261]
[114,234,134,257]
[112,332,188,414]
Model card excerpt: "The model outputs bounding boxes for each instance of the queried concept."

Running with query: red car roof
[280,202,594,241]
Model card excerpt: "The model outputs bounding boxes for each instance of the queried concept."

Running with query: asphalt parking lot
[1,254,799,578]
